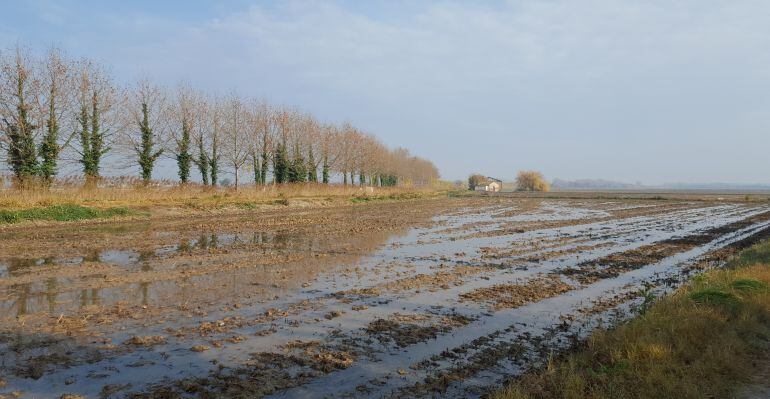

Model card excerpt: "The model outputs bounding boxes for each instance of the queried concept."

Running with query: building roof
[486,177,503,183]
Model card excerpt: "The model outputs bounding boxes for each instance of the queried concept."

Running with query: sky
[2,0,770,184]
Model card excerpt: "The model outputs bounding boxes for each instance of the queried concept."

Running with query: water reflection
[0,226,404,317]
[80,288,100,307]
[139,250,153,306]
[45,277,57,313]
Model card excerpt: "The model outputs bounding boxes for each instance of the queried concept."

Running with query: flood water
[1,197,769,398]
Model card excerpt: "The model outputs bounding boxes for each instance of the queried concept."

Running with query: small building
[474,177,503,192]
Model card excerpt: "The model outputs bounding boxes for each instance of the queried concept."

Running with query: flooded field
[2,196,770,398]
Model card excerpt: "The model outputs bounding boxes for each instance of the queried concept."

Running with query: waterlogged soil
[1,196,770,398]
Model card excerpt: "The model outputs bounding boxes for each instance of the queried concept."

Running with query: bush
[515,170,550,192]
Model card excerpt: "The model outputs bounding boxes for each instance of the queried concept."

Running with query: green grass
[732,278,768,292]
[446,189,475,198]
[493,240,770,399]
[727,238,770,268]
[0,204,134,224]
[349,192,428,203]
[688,288,741,307]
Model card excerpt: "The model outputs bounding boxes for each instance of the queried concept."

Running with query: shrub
[515,170,550,192]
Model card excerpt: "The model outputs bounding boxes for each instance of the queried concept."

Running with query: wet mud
[1,197,769,398]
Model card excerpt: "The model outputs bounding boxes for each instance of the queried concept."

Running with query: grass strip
[349,191,430,203]
[0,204,133,224]
[494,240,770,399]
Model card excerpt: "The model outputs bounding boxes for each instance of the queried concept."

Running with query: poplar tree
[296,158,307,183]
[322,154,330,184]
[176,118,191,183]
[251,150,260,184]
[287,144,306,183]
[77,101,92,178]
[88,91,107,178]
[38,84,60,182]
[260,145,269,184]
[37,49,69,184]
[78,78,110,186]
[194,135,209,185]
[307,147,317,182]
[5,50,38,181]
[272,142,288,183]
[137,103,163,183]
[209,136,219,186]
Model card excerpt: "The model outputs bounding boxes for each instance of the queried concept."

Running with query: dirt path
[1,197,769,398]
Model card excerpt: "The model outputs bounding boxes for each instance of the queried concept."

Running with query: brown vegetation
[0,180,438,213]
[515,170,550,192]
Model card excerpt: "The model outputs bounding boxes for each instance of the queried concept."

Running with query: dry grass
[0,183,439,212]
[494,241,770,399]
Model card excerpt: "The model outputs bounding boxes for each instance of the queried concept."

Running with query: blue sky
[3,0,770,184]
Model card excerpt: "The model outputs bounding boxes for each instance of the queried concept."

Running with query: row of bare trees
[0,46,439,188]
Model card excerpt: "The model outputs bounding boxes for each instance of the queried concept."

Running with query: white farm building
[474,177,503,192]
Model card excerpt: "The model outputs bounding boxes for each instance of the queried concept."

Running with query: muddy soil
[1,196,769,398]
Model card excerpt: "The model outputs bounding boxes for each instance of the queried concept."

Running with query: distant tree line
[0,46,439,188]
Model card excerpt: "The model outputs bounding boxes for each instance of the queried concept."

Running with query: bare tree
[222,94,250,188]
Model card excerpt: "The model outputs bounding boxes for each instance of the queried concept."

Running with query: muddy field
[1,196,770,398]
